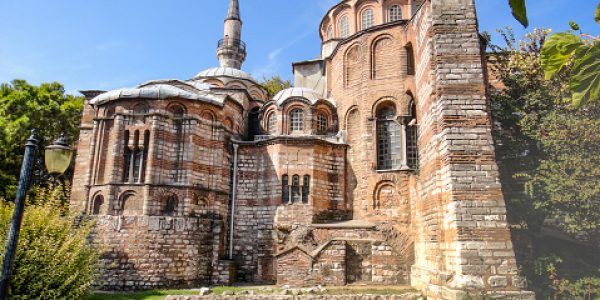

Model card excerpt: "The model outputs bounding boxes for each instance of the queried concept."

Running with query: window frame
[289,108,305,133]
[388,5,402,22]
[361,8,375,30]
[339,15,350,38]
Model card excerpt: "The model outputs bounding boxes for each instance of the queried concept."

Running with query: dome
[273,87,334,106]
[194,67,256,82]
[89,80,226,106]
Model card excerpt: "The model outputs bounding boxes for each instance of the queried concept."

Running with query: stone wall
[91,215,220,290]
[407,0,534,298]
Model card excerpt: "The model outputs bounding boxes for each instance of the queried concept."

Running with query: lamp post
[0,131,73,300]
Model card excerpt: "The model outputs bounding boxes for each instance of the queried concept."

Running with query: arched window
[361,8,374,30]
[248,107,261,140]
[302,175,310,204]
[290,109,304,133]
[267,112,277,135]
[91,195,104,215]
[123,130,131,182]
[292,175,301,203]
[405,43,416,75]
[282,175,290,204]
[317,112,328,135]
[327,25,333,40]
[376,105,402,170]
[389,5,402,22]
[132,130,143,183]
[163,195,179,216]
[407,100,419,169]
[339,15,350,38]
[168,104,186,117]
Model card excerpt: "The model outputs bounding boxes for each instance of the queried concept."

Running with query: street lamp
[0,131,73,300]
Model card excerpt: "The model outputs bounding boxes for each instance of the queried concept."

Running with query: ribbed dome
[273,87,334,106]
[194,67,256,82]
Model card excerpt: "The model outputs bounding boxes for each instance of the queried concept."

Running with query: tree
[0,80,84,198]
[489,28,600,241]
[0,186,100,299]
[509,0,600,108]
[490,27,600,296]
[540,4,600,108]
[260,75,291,99]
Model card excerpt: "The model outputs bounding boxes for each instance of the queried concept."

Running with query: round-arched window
[389,5,402,22]
[317,112,328,135]
[290,109,304,133]
[267,112,277,135]
[339,15,350,38]
[361,8,374,30]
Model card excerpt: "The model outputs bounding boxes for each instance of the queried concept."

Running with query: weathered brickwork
[70,0,534,298]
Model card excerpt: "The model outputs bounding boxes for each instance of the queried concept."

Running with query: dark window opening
[92,195,104,215]
[292,175,300,203]
[248,107,261,140]
[164,195,179,216]
[405,43,416,76]
[282,175,290,204]
[302,175,310,204]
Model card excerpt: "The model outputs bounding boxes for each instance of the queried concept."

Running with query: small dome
[273,87,334,106]
[194,67,256,82]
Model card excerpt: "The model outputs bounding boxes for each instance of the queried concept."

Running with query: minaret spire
[217,0,246,69]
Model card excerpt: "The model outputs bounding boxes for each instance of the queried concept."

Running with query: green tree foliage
[490,28,600,239]
[490,27,600,297]
[260,75,292,98]
[0,187,100,299]
[489,28,561,232]
[540,3,600,107]
[0,80,84,198]
[509,0,528,28]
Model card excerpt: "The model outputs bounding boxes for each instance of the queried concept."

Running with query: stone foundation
[92,216,222,290]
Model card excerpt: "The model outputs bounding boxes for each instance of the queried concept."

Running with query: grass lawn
[85,285,418,300]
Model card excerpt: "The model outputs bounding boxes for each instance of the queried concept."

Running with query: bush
[0,193,99,299]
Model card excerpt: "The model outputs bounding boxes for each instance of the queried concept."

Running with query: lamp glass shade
[45,146,73,175]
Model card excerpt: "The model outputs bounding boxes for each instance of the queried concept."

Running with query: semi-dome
[89,80,226,106]
[273,87,335,106]
[194,66,256,82]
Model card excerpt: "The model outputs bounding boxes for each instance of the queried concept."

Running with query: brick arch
[204,78,224,87]
[166,102,187,116]
[344,44,362,86]
[90,192,105,215]
[373,180,397,210]
[372,96,398,118]
[371,35,397,79]
[119,191,142,216]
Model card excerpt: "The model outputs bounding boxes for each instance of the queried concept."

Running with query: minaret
[217,0,246,69]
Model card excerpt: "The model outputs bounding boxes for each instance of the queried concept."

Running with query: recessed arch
[120,192,142,216]
[371,35,397,79]
[373,181,397,209]
[344,44,362,86]
[167,102,187,116]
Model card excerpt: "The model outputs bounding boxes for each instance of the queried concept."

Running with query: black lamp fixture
[0,131,73,300]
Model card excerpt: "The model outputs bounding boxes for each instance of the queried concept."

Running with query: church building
[70,0,534,298]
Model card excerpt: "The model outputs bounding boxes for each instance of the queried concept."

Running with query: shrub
[0,194,99,299]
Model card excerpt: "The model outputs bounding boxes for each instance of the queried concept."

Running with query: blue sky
[0,0,598,95]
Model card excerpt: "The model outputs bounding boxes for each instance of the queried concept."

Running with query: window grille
[268,112,277,135]
[361,9,374,30]
[339,15,349,38]
[317,113,328,135]
[407,124,419,169]
[389,5,402,22]
[377,106,402,170]
[290,109,304,132]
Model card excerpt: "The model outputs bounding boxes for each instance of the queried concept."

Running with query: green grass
[84,285,419,300]
[84,289,199,300]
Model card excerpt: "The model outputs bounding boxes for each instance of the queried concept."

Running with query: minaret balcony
[217,38,247,55]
